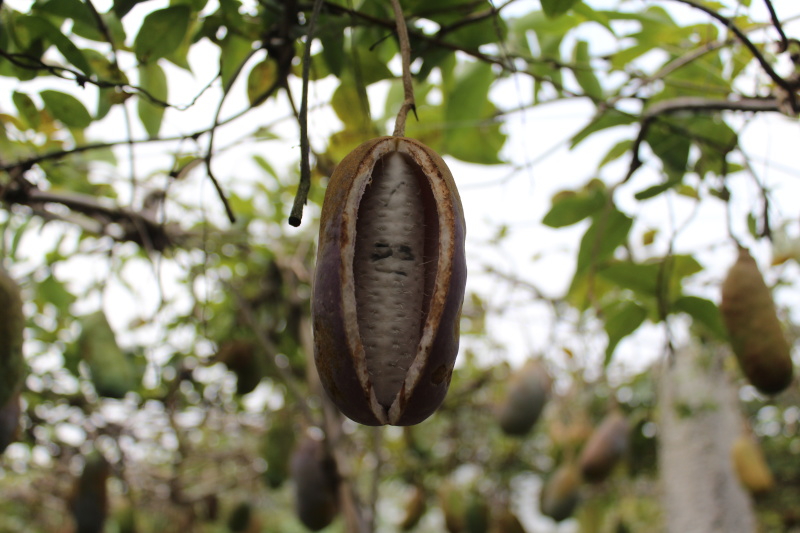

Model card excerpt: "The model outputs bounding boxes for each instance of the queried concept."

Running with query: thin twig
[763,0,788,50]
[289,0,325,227]
[390,0,416,137]
[667,0,792,93]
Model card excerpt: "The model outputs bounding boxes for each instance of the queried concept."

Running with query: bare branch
[623,96,782,184]
[290,0,325,227]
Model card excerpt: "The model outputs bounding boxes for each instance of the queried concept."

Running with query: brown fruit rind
[313,136,467,426]
[579,410,629,483]
[0,269,25,408]
[720,247,794,394]
[290,436,339,531]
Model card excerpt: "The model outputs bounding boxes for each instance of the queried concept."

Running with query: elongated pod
[720,247,793,394]
[313,136,467,426]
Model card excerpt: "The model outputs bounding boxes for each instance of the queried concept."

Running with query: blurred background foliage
[0,0,799,531]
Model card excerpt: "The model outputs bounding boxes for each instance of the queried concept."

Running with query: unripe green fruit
[720,247,793,394]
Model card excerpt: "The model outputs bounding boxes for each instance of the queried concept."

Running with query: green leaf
[598,261,659,297]
[672,295,727,340]
[246,58,278,106]
[571,108,636,148]
[138,62,167,137]
[541,0,582,18]
[318,18,346,77]
[40,90,92,129]
[12,91,40,129]
[603,300,647,366]
[332,81,370,131]
[114,0,145,18]
[575,206,633,273]
[220,33,253,93]
[442,62,506,164]
[645,120,690,176]
[572,40,603,99]
[542,182,606,228]
[634,176,682,201]
[134,5,191,63]
[19,15,94,75]
[598,139,632,169]
[36,274,76,312]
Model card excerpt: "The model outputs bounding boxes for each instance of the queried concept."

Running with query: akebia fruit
[497,359,550,436]
[70,451,110,533]
[731,433,774,494]
[312,137,467,426]
[539,463,581,522]
[578,409,629,483]
[720,247,793,394]
[290,436,339,531]
[0,268,25,410]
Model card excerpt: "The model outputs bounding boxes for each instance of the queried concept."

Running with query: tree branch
[667,0,794,95]
[623,96,782,183]
[290,0,324,227]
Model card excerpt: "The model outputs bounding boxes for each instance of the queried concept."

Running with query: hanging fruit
[496,359,551,436]
[720,247,794,394]
[69,451,110,533]
[0,268,25,410]
[290,436,339,531]
[731,433,774,494]
[77,311,137,399]
[578,409,629,483]
[539,462,581,522]
[312,136,467,426]
[0,390,21,454]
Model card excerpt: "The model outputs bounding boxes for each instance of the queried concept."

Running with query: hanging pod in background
[731,432,775,495]
[0,268,25,409]
[290,435,339,531]
[312,136,467,426]
[720,247,794,394]
[578,409,629,483]
[69,451,110,533]
[539,462,582,522]
[496,359,551,437]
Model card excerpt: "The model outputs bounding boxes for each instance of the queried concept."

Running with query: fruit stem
[390,0,416,137]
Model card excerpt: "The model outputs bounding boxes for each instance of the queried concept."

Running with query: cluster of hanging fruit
[540,409,631,522]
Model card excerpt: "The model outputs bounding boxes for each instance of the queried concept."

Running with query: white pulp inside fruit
[354,152,426,408]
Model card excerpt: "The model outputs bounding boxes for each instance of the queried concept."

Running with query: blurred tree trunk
[658,344,756,533]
